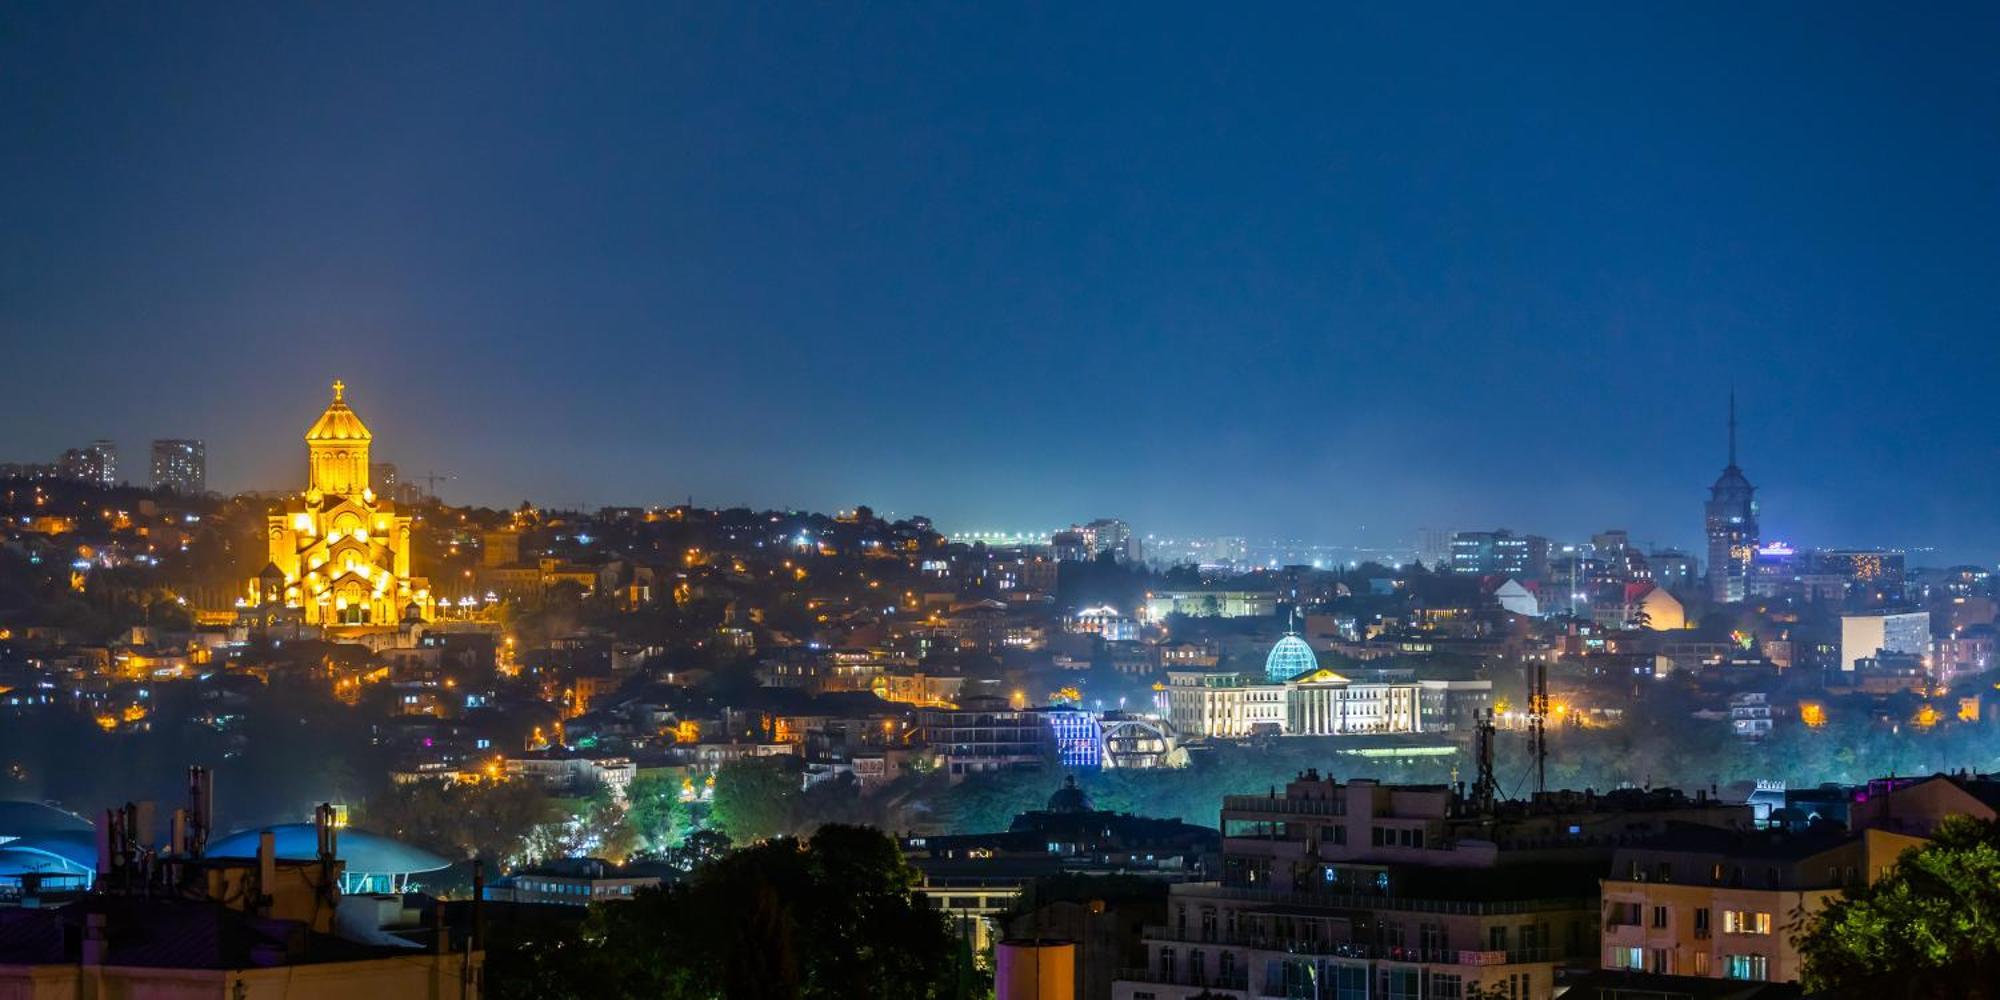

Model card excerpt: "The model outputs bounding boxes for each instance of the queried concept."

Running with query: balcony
[1115,966,1250,991]
[1172,882,1595,917]
[1137,927,1562,967]
[1223,794,1345,817]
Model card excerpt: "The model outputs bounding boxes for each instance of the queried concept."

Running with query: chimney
[96,810,115,882]
[82,913,109,967]
[133,801,157,854]
[314,803,338,869]
[472,860,486,952]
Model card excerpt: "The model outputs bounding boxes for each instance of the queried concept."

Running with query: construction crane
[414,470,453,500]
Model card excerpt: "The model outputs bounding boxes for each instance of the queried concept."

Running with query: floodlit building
[1142,590,1278,622]
[1263,633,1318,682]
[253,381,435,629]
[1165,666,1431,739]
[1164,671,1287,739]
[1286,669,1421,735]
[1838,610,1929,673]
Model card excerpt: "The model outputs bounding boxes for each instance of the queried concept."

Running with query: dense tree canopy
[355,777,553,863]
[709,755,805,843]
[484,824,971,1000]
[1798,816,2000,998]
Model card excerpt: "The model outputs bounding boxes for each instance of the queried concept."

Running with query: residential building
[1115,776,1749,1000]
[1844,773,2000,836]
[1450,530,1549,578]
[920,697,1052,778]
[908,777,1218,958]
[1600,826,1923,983]
[1934,625,1996,686]
[149,439,206,494]
[57,440,117,487]
[484,857,667,905]
[1814,549,1907,604]
[1648,551,1699,595]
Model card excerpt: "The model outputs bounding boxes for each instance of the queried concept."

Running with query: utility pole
[1473,708,1498,815]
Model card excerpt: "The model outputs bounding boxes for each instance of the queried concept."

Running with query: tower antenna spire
[1728,387,1737,467]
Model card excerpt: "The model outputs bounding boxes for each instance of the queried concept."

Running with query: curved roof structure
[0,847,75,877]
[305,380,372,442]
[1264,633,1318,682]
[3,831,96,870]
[0,801,93,841]
[0,838,94,877]
[208,824,450,877]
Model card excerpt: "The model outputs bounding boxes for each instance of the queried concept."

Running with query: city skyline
[0,383,1953,564]
[6,4,1999,559]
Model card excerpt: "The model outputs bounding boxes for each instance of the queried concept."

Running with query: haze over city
[6,4,2000,560]
[7,7,2000,999]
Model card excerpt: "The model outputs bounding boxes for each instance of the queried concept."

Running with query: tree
[710,756,804,843]
[1797,815,2000,997]
[625,772,692,853]
[356,777,553,863]
[484,824,959,1000]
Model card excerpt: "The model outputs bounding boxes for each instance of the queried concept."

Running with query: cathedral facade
[255,381,433,628]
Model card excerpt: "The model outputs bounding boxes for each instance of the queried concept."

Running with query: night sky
[4,3,1998,560]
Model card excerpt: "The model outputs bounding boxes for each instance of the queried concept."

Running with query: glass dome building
[209,824,452,894]
[1264,634,1319,682]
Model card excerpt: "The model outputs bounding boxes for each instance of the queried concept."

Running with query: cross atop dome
[332,379,345,402]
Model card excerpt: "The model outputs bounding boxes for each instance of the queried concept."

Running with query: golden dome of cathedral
[304,380,372,442]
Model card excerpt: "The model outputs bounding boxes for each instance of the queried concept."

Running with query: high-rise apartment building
[58,439,118,486]
[150,438,206,494]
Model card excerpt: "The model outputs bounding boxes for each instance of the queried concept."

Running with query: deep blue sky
[4,3,1997,560]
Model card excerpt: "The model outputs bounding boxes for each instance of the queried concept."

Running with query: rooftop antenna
[186,766,211,859]
[1529,660,1549,796]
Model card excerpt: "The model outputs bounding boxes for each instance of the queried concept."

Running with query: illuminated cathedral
[254,380,433,628]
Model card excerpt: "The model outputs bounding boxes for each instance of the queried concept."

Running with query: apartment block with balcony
[1599,825,1924,984]
[1114,774,1750,1000]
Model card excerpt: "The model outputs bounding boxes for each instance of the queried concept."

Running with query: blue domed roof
[208,824,450,876]
[3,831,97,870]
[0,801,92,841]
[1264,634,1318,681]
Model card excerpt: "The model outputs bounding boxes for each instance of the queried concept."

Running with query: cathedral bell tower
[305,379,372,497]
